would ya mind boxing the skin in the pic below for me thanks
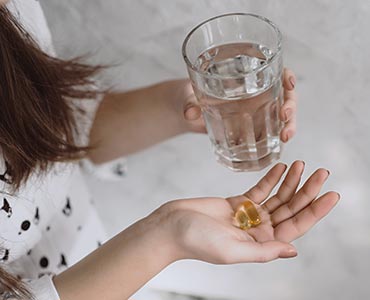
[54,161,339,300]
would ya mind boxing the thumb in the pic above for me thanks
[228,240,297,263]
[184,104,202,121]
[183,104,207,134]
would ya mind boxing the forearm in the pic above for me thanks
[88,80,188,164]
[53,211,177,300]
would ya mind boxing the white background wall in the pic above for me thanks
[40,1,370,299]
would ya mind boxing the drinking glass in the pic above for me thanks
[182,13,283,171]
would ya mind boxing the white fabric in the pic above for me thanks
[6,0,54,55]
[81,156,128,181]
[0,1,125,299]
[27,275,60,300]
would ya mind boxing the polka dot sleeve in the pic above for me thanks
[26,275,60,300]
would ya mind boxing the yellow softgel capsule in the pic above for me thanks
[234,200,261,230]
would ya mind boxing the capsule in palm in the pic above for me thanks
[235,200,261,229]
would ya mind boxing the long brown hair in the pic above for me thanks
[0,5,102,298]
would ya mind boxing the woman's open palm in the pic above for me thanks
[172,161,339,264]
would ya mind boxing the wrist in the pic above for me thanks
[143,202,186,263]
[155,79,193,134]
[153,200,201,261]
[54,205,182,300]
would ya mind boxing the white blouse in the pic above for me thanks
[0,1,124,299]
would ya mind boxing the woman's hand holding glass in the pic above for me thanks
[179,68,298,143]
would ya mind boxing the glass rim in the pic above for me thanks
[182,13,282,80]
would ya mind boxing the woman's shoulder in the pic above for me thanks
[6,0,55,55]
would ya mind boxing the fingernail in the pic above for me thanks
[300,161,305,176]
[336,192,341,200]
[280,247,298,258]
[284,108,293,121]
[326,169,331,176]
[285,130,292,142]
[289,76,295,89]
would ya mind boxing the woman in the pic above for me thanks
[0,0,339,299]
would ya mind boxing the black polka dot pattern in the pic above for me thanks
[19,220,31,235]
[113,163,126,177]
[58,254,68,268]
[21,220,31,231]
[39,257,49,268]
[0,150,111,279]
[0,161,13,184]
[62,197,72,216]
[34,207,40,225]
[38,272,55,279]
[0,249,9,261]
[1,198,12,217]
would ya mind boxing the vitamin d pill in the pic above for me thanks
[235,200,261,229]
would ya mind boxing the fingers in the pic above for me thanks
[244,163,287,204]
[283,68,296,90]
[225,240,297,263]
[280,114,296,143]
[274,191,340,242]
[271,168,330,226]
[262,161,305,213]
[280,68,297,143]
[280,88,297,123]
